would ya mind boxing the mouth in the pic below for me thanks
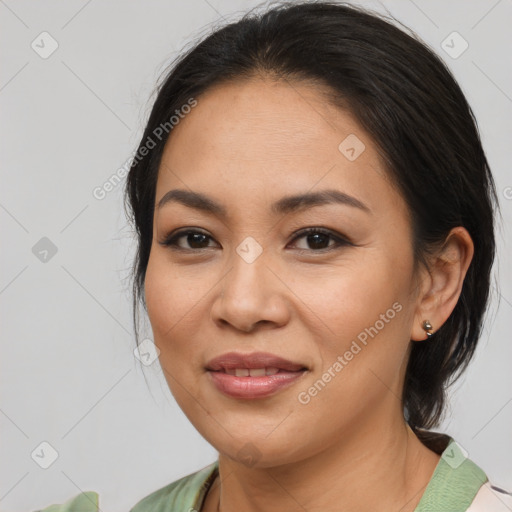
[205,351,307,372]
[219,367,289,376]
[205,352,308,399]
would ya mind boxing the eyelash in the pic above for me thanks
[158,227,352,253]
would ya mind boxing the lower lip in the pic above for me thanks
[207,370,307,399]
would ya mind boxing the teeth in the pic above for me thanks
[249,368,266,377]
[225,367,281,377]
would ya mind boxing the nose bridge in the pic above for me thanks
[235,235,265,265]
[225,235,269,301]
[212,236,289,331]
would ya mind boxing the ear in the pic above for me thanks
[411,227,474,341]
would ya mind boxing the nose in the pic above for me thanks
[210,248,291,333]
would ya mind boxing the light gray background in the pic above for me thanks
[1,1,511,510]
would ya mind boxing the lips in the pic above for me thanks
[205,352,308,399]
[205,352,307,373]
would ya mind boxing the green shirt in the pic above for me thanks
[35,438,511,511]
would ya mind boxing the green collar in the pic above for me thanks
[413,438,488,511]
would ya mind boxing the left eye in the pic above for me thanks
[289,228,350,251]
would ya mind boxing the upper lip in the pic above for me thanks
[205,352,307,372]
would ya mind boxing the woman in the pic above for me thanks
[37,1,511,510]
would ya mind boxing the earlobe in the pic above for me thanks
[411,227,474,342]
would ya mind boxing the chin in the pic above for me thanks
[202,428,310,469]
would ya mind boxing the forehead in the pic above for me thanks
[156,77,402,218]
[163,77,366,165]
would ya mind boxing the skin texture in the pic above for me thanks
[144,77,474,511]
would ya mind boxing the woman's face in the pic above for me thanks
[145,77,427,467]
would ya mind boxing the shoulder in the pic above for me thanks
[467,482,512,511]
[34,491,99,512]
[414,434,512,512]
[33,461,218,512]
[129,461,218,512]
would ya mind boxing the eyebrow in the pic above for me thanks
[156,188,371,217]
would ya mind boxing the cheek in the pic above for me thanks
[290,254,404,340]
[144,253,208,408]
[144,249,211,336]
[144,251,203,367]
[290,251,414,392]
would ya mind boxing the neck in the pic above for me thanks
[206,415,440,512]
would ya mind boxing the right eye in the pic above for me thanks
[158,229,219,251]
